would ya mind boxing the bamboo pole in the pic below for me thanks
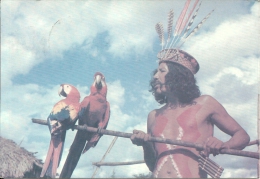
[32,118,260,159]
[93,160,145,167]
[92,136,118,178]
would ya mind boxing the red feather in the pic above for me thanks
[174,0,191,36]
[179,0,200,35]
[40,84,80,178]
[60,72,110,178]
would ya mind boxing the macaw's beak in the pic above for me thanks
[95,75,102,89]
[58,85,67,97]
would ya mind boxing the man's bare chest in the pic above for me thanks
[151,105,202,141]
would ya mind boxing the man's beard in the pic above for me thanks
[151,79,166,91]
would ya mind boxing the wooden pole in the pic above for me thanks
[93,160,145,167]
[32,118,260,159]
[92,136,118,178]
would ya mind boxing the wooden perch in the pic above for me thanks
[93,160,145,167]
[31,118,260,159]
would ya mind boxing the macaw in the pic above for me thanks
[59,72,110,178]
[40,84,80,178]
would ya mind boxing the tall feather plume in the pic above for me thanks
[178,9,215,48]
[164,9,174,53]
[173,0,191,37]
[155,22,165,49]
[167,9,174,42]
[178,1,202,46]
[183,1,201,37]
[171,0,199,48]
[179,0,200,36]
[167,0,191,51]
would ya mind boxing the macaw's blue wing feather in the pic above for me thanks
[47,101,78,134]
[49,107,70,122]
[47,107,70,134]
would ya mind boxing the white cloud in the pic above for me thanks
[223,168,257,178]
[106,80,134,131]
[126,121,147,133]
[109,105,132,131]
[2,1,159,86]
[107,80,125,106]
[0,1,187,86]
[1,37,38,87]
[2,1,257,88]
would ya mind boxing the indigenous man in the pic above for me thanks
[130,49,250,178]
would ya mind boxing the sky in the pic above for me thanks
[1,0,259,178]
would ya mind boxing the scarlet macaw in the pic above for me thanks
[60,72,110,178]
[40,84,80,178]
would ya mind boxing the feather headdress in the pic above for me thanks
[155,22,165,50]
[156,0,214,74]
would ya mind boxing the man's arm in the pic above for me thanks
[130,111,157,171]
[204,95,250,155]
[144,111,157,171]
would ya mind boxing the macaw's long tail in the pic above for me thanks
[59,130,90,178]
[40,131,66,178]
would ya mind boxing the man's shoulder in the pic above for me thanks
[147,110,157,129]
[148,109,157,118]
[193,95,222,116]
[195,95,218,105]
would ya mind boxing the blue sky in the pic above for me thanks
[1,0,259,178]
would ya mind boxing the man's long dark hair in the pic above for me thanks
[150,61,201,105]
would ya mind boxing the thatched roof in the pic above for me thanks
[0,136,43,178]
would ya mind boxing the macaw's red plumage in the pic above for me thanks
[40,84,80,178]
[60,72,110,178]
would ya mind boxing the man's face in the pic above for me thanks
[153,62,169,94]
